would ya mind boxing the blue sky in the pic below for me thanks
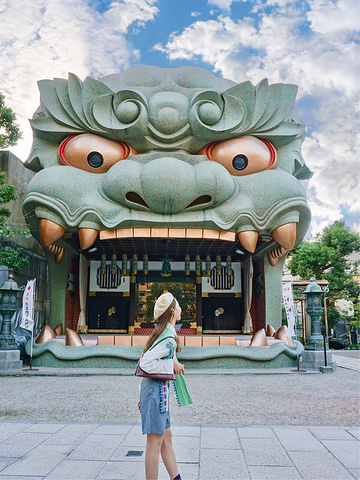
[1,0,359,236]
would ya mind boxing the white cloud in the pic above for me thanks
[103,0,159,35]
[208,0,243,10]
[191,11,202,17]
[307,0,359,35]
[154,16,258,80]
[154,2,359,233]
[0,0,158,161]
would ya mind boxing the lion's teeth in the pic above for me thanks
[271,223,296,250]
[237,231,259,253]
[78,228,98,250]
[39,219,65,247]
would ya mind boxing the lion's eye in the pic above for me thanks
[198,136,277,176]
[58,133,137,173]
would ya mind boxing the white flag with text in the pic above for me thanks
[282,282,296,336]
[20,279,36,331]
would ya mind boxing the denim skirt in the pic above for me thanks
[140,377,171,435]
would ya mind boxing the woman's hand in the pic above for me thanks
[174,360,185,375]
[137,401,141,413]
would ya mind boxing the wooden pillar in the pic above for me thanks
[129,275,136,327]
[196,277,202,331]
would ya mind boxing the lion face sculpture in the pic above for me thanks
[23,65,311,260]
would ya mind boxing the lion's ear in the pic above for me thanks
[25,136,59,171]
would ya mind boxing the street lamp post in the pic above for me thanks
[0,271,23,370]
[299,277,334,372]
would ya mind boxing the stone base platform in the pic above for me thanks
[0,349,23,370]
[25,340,304,369]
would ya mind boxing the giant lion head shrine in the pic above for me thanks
[23,65,312,368]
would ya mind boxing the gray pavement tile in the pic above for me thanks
[0,422,33,442]
[43,423,99,445]
[159,461,199,480]
[237,426,275,438]
[289,451,354,479]
[240,437,293,466]
[44,459,106,479]
[24,423,66,434]
[0,444,74,477]
[274,427,326,451]
[92,424,132,436]
[349,468,360,479]
[0,432,51,457]
[120,425,146,447]
[96,460,145,479]
[0,456,17,472]
[199,448,249,479]
[349,428,360,441]
[248,465,302,479]
[171,425,201,437]
[110,446,145,462]
[172,436,200,463]
[201,426,240,449]
[0,477,44,480]
[310,426,356,440]
[322,439,360,469]
[67,434,125,461]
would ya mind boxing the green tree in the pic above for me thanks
[0,93,21,149]
[0,246,29,271]
[0,94,30,271]
[0,171,30,238]
[288,221,360,326]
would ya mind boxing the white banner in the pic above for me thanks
[21,279,36,331]
[282,282,296,336]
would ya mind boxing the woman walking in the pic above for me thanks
[137,292,192,480]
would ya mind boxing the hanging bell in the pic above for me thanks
[205,255,211,277]
[132,254,138,275]
[185,255,190,276]
[216,255,222,276]
[143,254,148,276]
[122,254,127,275]
[111,253,117,276]
[195,255,201,276]
[100,254,106,275]
[160,253,173,277]
[226,256,232,276]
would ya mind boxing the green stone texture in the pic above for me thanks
[25,340,303,369]
[22,65,312,333]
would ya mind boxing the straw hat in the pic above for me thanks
[154,292,174,319]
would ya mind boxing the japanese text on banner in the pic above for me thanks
[282,282,296,336]
[20,279,36,331]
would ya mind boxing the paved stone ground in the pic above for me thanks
[0,352,359,479]
[0,421,359,479]
[331,350,360,358]
[1,366,359,426]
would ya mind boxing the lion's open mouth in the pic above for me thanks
[99,227,236,242]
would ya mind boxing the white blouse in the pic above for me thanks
[139,323,177,375]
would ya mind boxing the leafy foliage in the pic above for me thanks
[0,172,30,237]
[0,93,22,149]
[288,221,360,326]
[0,246,29,271]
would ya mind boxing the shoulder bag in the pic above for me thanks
[135,335,176,381]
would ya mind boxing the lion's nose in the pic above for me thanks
[102,157,235,214]
[142,158,196,214]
